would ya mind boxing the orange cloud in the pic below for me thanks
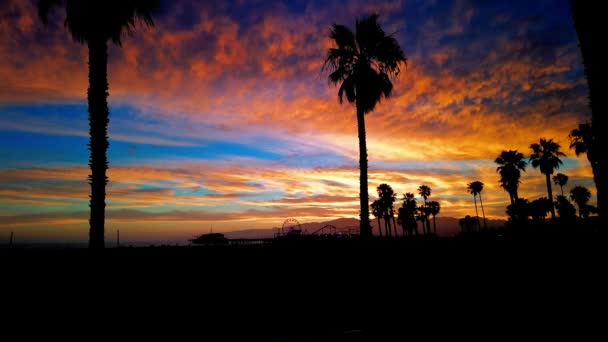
[0,0,597,241]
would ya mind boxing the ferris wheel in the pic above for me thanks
[281,218,302,235]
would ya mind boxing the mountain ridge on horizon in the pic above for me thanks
[222,216,506,239]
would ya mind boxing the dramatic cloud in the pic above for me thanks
[0,0,596,243]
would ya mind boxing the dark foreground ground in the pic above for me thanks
[3,232,607,340]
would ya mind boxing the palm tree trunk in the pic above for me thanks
[356,105,371,238]
[376,217,382,237]
[385,217,390,236]
[570,1,607,225]
[88,37,109,249]
[392,216,398,237]
[479,193,487,229]
[384,217,389,237]
[473,195,480,231]
[560,185,564,197]
[546,174,556,219]
[432,215,436,235]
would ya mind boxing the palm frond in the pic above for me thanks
[56,0,159,45]
[337,75,356,104]
[355,13,383,55]
[375,35,407,76]
[329,24,357,50]
[323,48,356,73]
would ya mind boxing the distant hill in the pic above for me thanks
[222,217,506,239]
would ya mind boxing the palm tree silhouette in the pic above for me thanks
[323,14,407,238]
[398,192,418,236]
[495,150,527,205]
[417,185,431,234]
[377,184,397,237]
[427,201,440,235]
[552,173,569,196]
[370,199,383,237]
[569,1,607,223]
[39,0,159,249]
[569,123,600,208]
[467,181,487,230]
[570,185,592,218]
[555,195,577,221]
[529,197,551,224]
[529,138,566,220]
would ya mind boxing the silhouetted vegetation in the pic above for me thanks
[569,122,601,218]
[555,195,576,223]
[553,173,569,196]
[38,0,160,249]
[375,184,398,237]
[529,138,565,219]
[323,14,406,238]
[569,1,607,223]
[495,150,527,205]
[570,185,593,218]
[397,192,418,237]
[458,215,478,233]
[467,181,486,230]
[417,185,432,234]
[427,200,440,234]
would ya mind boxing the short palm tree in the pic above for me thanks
[569,122,602,216]
[495,150,527,205]
[377,184,397,237]
[323,14,406,238]
[370,199,383,237]
[417,185,431,234]
[529,138,566,219]
[552,173,569,196]
[467,181,487,229]
[570,185,592,218]
[427,201,440,234]
[39,0,159,249]
[398,192,418,236]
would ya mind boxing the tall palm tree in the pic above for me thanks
[569,2,607,223]
[552,173,569,196]
[495,150,527,205]
[569,122,601,215]
[417,185,431,234]
[39,0,159,249]
[570,185,592,218]
[427,201,440,235]
[529,138,566,220]
[323,14,407,238]
[467,181,487,230]
[370,199,383,237]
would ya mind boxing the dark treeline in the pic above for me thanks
[371,135,598,238]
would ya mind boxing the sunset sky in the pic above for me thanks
[0,0,595,243]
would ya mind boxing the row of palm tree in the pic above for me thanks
[494,138,566,220]
[371,184,440,237]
